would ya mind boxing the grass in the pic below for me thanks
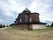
[0,27,53,40]
[32,27,53,32]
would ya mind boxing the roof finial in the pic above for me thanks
[22,8,31,14]
[24,8,30,11]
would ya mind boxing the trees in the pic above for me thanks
[0,24,5,28]
[51,22,53,27]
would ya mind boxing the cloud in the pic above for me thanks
[0,19,3,23]
[28,0,53,24]
[0,0,53,25]
[0,0,26,25]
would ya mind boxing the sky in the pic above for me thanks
[0,0,53,25]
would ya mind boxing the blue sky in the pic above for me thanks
[0,0,53,25]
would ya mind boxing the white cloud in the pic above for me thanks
[0,0,53,25]
[28,0,53,23]
[0,0,26,25]
[0,0,26,17]
[0,19,3,23]
[5,0,26,13]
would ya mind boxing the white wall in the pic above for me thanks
[32,24,46,29]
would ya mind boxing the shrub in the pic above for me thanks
[51,22,53,27]
[0,24,5,28]
[46,25,50,27]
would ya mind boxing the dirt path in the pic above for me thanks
[0,27,8,31]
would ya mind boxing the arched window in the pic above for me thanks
[30,17,32,22]
[20,18,22,23]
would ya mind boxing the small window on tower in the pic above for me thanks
[20,18,22,22]
[26,11,28,13]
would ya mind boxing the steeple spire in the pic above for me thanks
[24,8,30,11]
[22,8,31,14]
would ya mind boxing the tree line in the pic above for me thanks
[0,24,8,28]
[47,22,53,27]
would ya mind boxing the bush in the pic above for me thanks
[51,22,53,27]
[46,25,50,27]
[0,24,5,28]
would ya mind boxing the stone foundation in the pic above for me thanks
[32,24,46,29]
[11,24,28,30]
[11,24,46,30]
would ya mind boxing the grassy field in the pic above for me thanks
[0,27,53,40]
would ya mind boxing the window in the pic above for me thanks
[30,17,32,22]
[20,18,22,22]
[26,11,28,13]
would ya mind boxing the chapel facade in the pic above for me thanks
[11,8,46,30]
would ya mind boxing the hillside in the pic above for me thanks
[0,27,53,40]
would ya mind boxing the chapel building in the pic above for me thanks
[11,8,46,30]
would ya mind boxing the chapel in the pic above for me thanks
[11,8,46,30]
